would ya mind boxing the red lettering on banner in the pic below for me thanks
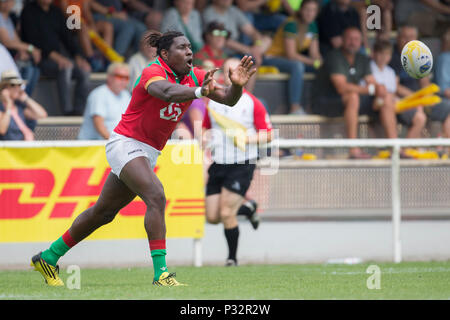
[60,168,111,197]
[0,169,54,219]
[49,202,78,218]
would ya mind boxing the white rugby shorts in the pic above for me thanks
[105,131,161,178]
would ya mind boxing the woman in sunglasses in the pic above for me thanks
[0,70,47,141]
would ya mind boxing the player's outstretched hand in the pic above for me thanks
[228,56,257,87]
[201,68,220,96]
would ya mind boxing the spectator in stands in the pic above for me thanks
[160,0,203,54]
[21,0,91,116]
[317,0,367,57]
[371,39,427,139]
[263,0,322,114]
[194,22,230,83]
[235,0,287,39]
[0,0,41,95]
[127,32,156,93]
[433,28,450,139]
[0,43,20,77]
[90,0,147,57]
[202,0,271,66]
[122,0,162,31]
[57,0,114,72]
[311,27,398,159]
[0,70,47,141]
[78,62,130,140]
[389,25,450,138]
[395,0,450,37]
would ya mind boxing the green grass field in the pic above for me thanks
[1,261,449,300]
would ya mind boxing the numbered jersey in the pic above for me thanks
[114,56,206,151]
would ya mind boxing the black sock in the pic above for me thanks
[237,203,252,218]
[224,226,239,262]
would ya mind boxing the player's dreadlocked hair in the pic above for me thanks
[145,30,185,57]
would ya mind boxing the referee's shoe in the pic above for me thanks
[239,200,259,230]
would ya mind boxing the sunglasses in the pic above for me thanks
[113,74,130,81]
[211,29,228,37]
[6,84,21,88]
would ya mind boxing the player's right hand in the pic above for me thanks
[201,68,220,97]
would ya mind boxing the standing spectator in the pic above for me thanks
[0,0,41,95]
[433,28,450,139]
[21,0,91,116]
[127,33,156,93]
[78,63,131,140]
[160,0,203,54]
[194,22,230,83]
[57,0,114,72]
[371,40,426,139]
[0,70,47,141]
[317,0,366,57]
[263,0,322,114]
[90,0,147,57]
[311,27,398,159]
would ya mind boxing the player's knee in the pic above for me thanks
[142,183,166,213]
[91,204,118,225]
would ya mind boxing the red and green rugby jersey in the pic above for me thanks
[114,56,206,151]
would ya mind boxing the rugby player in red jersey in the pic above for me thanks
[30,31,256,287]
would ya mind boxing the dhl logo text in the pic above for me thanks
[0,167,204,220]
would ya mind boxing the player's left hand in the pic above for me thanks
[229,55,257,87]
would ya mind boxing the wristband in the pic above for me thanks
[368,84,375,96]
[195,87,204,98]
[27,44,34,53]
[313,59,321,69]
[254,39,262,46]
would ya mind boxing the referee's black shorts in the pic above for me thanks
[206,162,256,197]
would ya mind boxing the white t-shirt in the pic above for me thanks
[78,84,131,140]
[370,60,397,93]
[203,91,272,164]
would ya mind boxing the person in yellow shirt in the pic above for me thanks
[263,0,322,114]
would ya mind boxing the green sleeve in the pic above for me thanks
[283,20,298,37]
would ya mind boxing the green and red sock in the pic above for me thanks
[149,239,168,281]
[40,230,78,266]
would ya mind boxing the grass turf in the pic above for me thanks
[0,261,449,300]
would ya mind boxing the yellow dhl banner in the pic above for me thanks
[0,141,205,242]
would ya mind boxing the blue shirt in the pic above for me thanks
[0,101,28,141]
[78,84,130,140]
[435,52,450,92]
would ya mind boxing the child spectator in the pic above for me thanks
[371,39,427,139]
[263,0,322,114]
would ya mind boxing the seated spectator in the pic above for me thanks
[122,0,162,31]
[90,0,147,57]
[389,25,450,138]
[0,70,47,141]
[317,0,366,57]
[194,22,230,83]
[433,28,450,139]
[371,40,426,139]
[202,0,271,67]
[160,0,203,54]
[311,27,398,159]
[21,0,91,116]
[395,0,450,37]
[263,0,321,114]
[78,62,131,140]
[235,0,287,39]
[127,32,156,93]
[0,0,41,95]
[57,0,114,72]
[0,43,20,76]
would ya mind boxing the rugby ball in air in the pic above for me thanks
[401,40,433,79]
